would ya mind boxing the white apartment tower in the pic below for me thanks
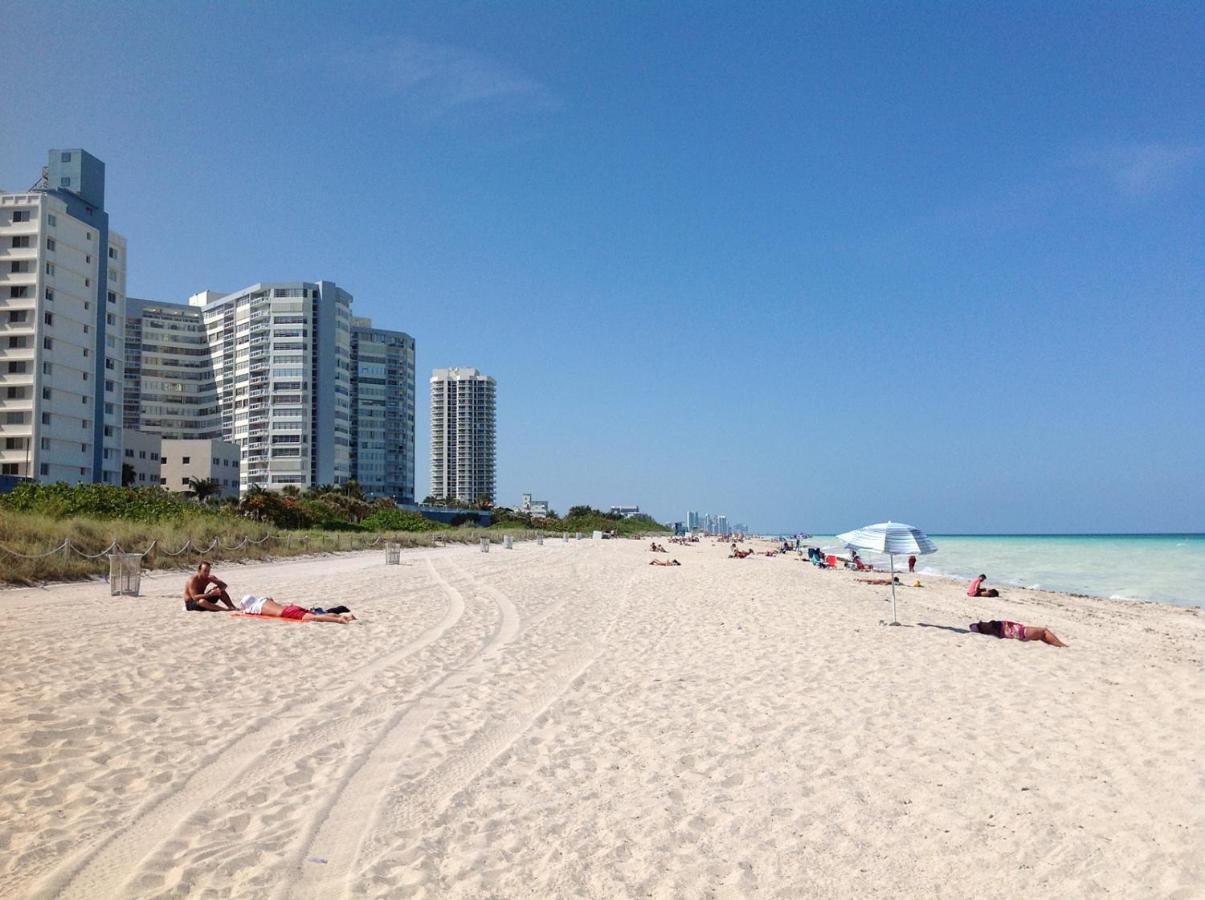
[192,282,353,492]
[123,298,220,439]
[0,149,126,484]
[429,367,496,505]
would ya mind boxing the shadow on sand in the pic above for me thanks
[916,622,971,635]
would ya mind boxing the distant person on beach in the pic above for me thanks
[970,620,1067,647]
[649,559,681,567]
[968,574,1000,598]
[238,595,354,623]
[183,561,236,611]
[908,555,917,573]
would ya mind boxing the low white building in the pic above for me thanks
[610,505,640,518]
[159,437,240,498]
[121,428,161,487]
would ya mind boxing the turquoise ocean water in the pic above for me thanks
[806,534,1205,608]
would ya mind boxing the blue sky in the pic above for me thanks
[4,2,1202,532]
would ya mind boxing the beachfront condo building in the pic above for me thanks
[0,149,127,485]
[191,282,354,493]
[351,317,416,503]
[430,367,496,506]
[123,298,221,439]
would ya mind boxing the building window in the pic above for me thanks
[60,177,71,187]
[182,456,191,464]
[107,291,116,304]
[10,236,30,248]
[2,464,19,476]
[43,337,53,350]
[6,361,28,373]
[46,237,55,251]
[7,310,27,323]
[39,387,49,400]
[12,210,29,223]
[7,336,28,348]
[181,477,189,486]
[124,449,134,458]
[42,362,51,375]
[47,214,56,226]
[61,152,72,162]
[85,231,91,241]
[108,247,117,259]
[6,412,26,425]
[45,288,54,302]
[9,286,29,298]
[44,312,53,325]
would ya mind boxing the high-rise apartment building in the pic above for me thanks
[429,367,496,505]
[192,282,353,492]
[350,317,415,503]
[123,298,220,438]
[0,149,126,484]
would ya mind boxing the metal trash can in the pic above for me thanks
[536,532,544,546]
[385,543,401,565]
[504,535,513,550]
[108,553,142,596]
[481,538,490,553]
[575,532,581,541]
[563,532,568,543]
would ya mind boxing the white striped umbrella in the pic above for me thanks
[836,521,937,625]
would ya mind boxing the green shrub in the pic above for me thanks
[361,508,447,532]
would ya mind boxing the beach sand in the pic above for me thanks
[2,538,1203,899]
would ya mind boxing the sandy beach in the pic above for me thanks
[2,537,1203,899]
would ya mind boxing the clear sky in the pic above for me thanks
[4,2,1202,533]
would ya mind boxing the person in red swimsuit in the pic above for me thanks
[969,620,1067,647]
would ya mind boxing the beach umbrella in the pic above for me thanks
[836,521,937,625]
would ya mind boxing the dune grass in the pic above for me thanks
[0,512,531,586]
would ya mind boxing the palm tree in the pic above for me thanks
[186,477,221,505]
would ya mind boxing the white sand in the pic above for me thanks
[1,538,1203,899]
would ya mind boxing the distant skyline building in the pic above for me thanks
[519,492,550,517]
[123,298,220,439]
[192,282,353,492]
[610,504,640,518]
[350,317,415,503]
[429,367,496,505]
[0,149,126,484]
[686,511,736,536]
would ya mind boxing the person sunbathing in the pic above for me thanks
[649,559,681,567]
[969,620,1067,647]
[856,576,901,585]
[968,574,1000,597]
[183,561,236,611]
[238,595,354,623]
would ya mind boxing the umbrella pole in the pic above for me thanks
[889,553,899,625]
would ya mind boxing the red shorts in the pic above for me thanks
[280,605,308,620]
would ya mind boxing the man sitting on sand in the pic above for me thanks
[968,574,1000,598]
[649,559,681,567]
[970,620,1067,647]
[238,595,354,623]
[183,561,236,611]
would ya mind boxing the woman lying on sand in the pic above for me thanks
[239,595,355,623]
[970,620,1067,647]
[649,559,681,567]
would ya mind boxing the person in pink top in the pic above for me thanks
[967,574,999,598]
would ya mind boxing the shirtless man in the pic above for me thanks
[183,561,236,611]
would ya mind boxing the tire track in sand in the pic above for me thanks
[350,564,645,894]
[275,554,522,900]
[33,556,465,900]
